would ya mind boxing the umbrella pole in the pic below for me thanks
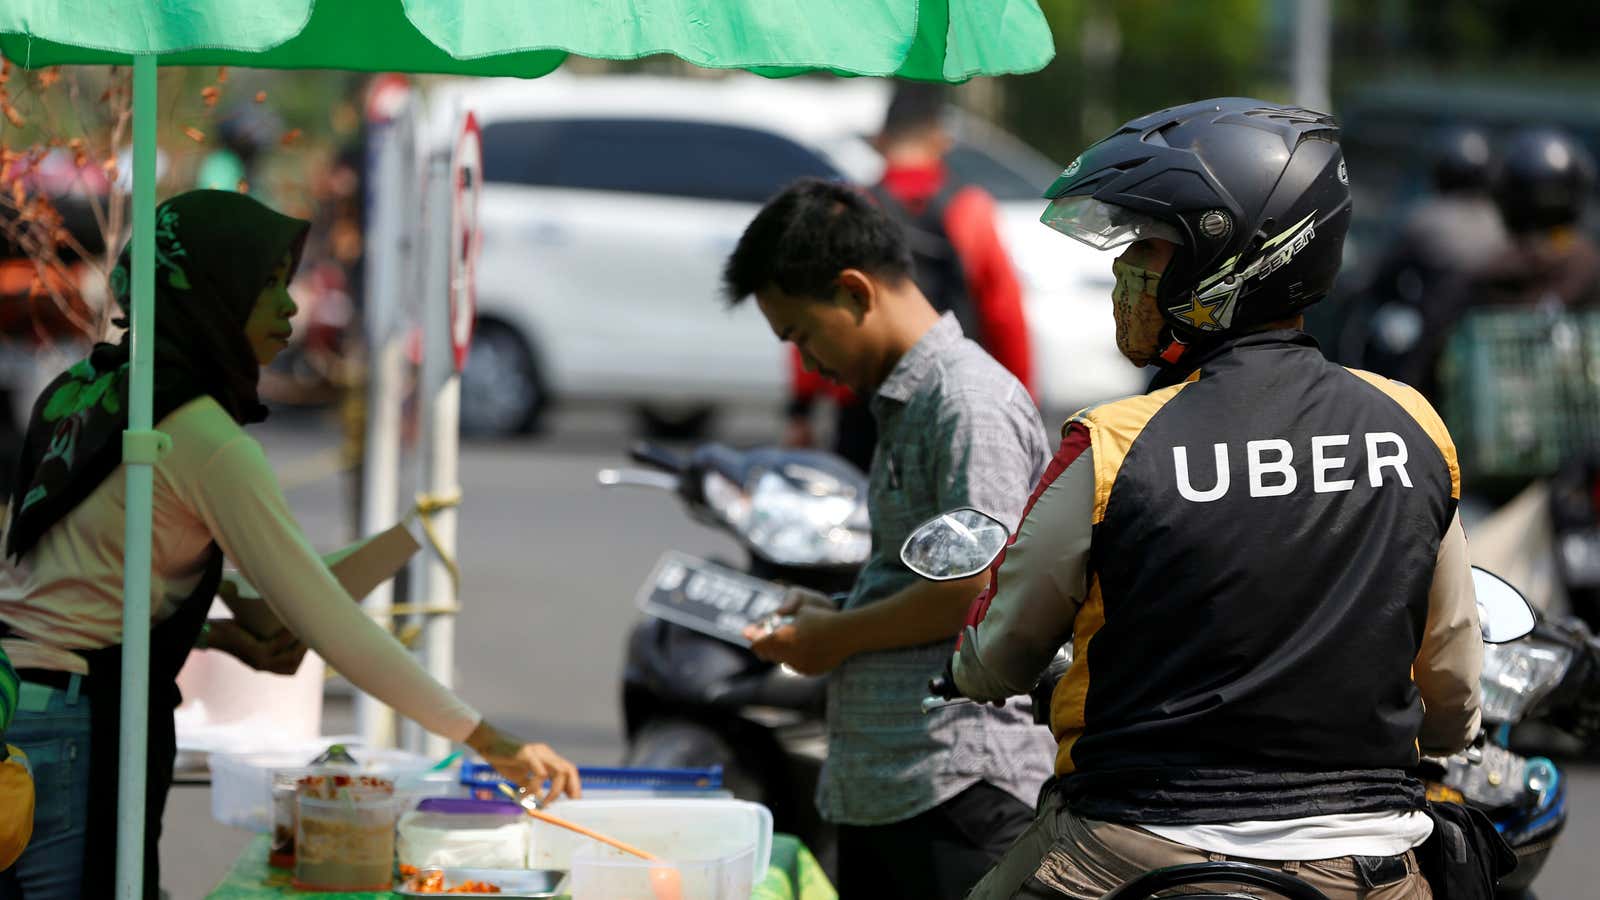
[118,52,161,900]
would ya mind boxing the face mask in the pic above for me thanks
[1111,258,1166,367]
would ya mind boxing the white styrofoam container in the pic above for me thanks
[527,798,772,886]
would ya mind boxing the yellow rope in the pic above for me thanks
[326,490,463,680]
[408,489,463,593]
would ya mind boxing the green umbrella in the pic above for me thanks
[1,0,1053,82]
[0,3,1053,896]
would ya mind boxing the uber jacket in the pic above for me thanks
[954,330,1482,824]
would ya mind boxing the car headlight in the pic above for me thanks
[1479,639,1574,723]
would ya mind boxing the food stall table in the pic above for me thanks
[207,834,836,900]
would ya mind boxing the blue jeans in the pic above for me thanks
[5,679,91,900]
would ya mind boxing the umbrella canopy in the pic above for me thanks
[1,0,1053,82]
[1,3,1054,897]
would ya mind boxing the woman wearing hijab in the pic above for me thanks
[0,190,580,899]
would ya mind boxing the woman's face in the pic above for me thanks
[244,253,297,365]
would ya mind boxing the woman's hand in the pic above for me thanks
[466,719,582,807]
[205,619,308,675]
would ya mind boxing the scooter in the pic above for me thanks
[1417,578,1600,899]
[597,441,869,865]
[899,507,1544,899]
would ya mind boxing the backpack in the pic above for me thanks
[870,182,982,345]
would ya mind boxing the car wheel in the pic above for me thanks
[461,320,544,436]
[636,404,715,440]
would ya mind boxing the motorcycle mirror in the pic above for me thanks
[1472,566,1537,643]
[900,508,1010,581]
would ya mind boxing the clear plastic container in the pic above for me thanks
[211,749,322,832]
[569,842,757,900]
[293,791,399,892]
[397,798,529,870]
[209,745,436,832]
[527,798,771,884]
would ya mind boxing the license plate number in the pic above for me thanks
[636,551,787,646]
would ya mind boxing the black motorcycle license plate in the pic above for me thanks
[636,551,788,646]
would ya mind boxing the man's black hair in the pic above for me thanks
[722,177,912,306]
[880,81,948,141]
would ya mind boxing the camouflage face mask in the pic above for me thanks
[1111,258,1166,368]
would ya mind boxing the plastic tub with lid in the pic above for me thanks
[292,775,398,892]
[398,798,530,870]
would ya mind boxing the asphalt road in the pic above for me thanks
[160,404,1600,899]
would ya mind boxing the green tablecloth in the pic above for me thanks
[208,834,836,900]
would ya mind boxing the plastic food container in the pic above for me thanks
[210,745,436,832]
[292,775,399,892]
[569,842,757,900]
[268,770,302,868]
[527,798,771,885]
[398,798,530,870]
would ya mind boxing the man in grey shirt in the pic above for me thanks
[724,179,1056,899]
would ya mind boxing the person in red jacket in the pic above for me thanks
[786,82,1033,471]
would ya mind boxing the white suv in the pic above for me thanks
[428,73,1141,436]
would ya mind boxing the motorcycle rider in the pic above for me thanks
[1401,128,1599,399]
[1356,125,1508,378]
[951,99,1484,899]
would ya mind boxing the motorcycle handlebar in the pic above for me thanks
[629,442,686,473]
[928,672,961,700]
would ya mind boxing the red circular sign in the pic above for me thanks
[449,112,482,374]
[365,73,411,125]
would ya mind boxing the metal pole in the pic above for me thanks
[1293,0,1332,112]
[117,53,158,900]
[356,102,414,749]
[400,150,454,754]
[421,150,461,759]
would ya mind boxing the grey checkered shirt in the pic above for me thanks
[817,313,1057,826]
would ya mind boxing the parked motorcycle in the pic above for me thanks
[901,507,1549,899]
[597,441,869,864]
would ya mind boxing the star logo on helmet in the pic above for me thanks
[1173,296,1224,330]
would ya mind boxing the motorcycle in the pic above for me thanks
[900,507,1545,899]
[1417,582,1600,900]
[597,441,870,865]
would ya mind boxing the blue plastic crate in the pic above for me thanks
[459,763,724,798]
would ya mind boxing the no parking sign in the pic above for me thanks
[449,111,482,373]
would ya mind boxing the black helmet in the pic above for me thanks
[1041,98,1351,351]
[1433,125,1494,194]
[1493,128,1596,234]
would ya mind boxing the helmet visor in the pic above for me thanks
[1040,196,1186,251]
